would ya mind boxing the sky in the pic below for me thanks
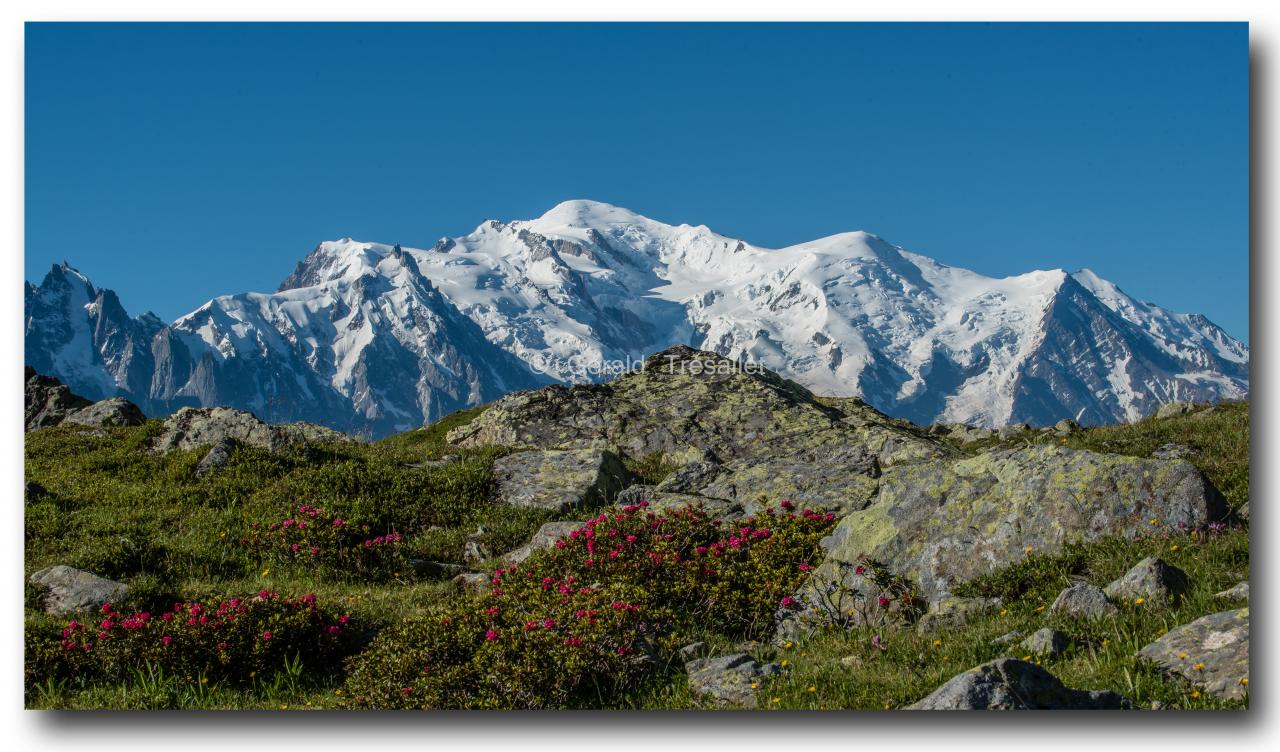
[25,22,1249,341]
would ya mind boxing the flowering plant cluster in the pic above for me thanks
[783,556,923,633]
[29,591,357,687]
[344,500,836,708]
[244,503,408,580]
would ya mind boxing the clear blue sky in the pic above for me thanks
[26,22,1249,341]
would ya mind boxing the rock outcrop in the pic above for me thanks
[153,406,348,453]
[907,658,1131,709]
[448,347,946,472]
[502,521,583,566]
[29,565,129,615]
[490,449,630,512]
[807,446,1224,601]
[25,368,92,430]
[1137,609,1249,700]
[64,397,147,428]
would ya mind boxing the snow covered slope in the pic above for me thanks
[24,201,1249,435]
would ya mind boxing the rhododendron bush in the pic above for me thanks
[344,502,835,708]
[27,591,358,688]
[244,504,409,580]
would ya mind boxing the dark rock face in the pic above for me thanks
[1137,609,1249,700]
[654,461,721,493]
[907,658,1132,710]
[809,446,1225,601]
[29,565,129,616]
[25,367,92,430]
[64,397,147,428]
[684,653,782,708]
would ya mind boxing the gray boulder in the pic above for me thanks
[491,449,630,512]
[1215,581,1249,601]
[452,572,491,595]
[1137,608,1249,700]
[1021,628,1070,658]
[502,521,583,566]
[615,485,654,506]
[154,406,348,453]
[1050,583,1119,619]
[194,438,237,478]
[1053,418,1080,436]
[63,397,146,428]
[685,653,782,709]
[809,446,1223,601]
[29,565,129,616]
[25,368,92,430]
[1104,557,1190,604]
[907,658,1131,709]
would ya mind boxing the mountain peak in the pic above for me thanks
[531,199,652,229]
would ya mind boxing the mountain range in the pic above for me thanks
[24,200,1249,437]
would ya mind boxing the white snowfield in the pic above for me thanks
[26,200,1248,435]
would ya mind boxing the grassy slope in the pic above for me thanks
[24,403,1249,709]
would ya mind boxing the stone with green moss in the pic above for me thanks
[490,448,630,512]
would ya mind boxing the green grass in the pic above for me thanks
[24,401,1250,709]
[735,526,1248,710]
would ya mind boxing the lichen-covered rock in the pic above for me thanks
[1103,557,1190,604]
[63,397,147,428]
[1021,628,1070,658]
[1053,418,1080,435]
[916,596,1001,634]
[154,406,349,453]
[810,446,1224,601]
[615,485,654,506]
[452,571,491,595]
[639,493,744,520]
[502,521,583,566]
[25,367,92,430]
[447,346,946,470]
[1050,583,1119,619]
[491,449,629,512]
[1215,581,1249,601]
[1152,443,1193,461]
[1137,609,1249,700]
[684,653,781,708]
[907,658,1131,709]
[699,443,881,517]
[29,565,129,615]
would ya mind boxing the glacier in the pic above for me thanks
[25,200,1249,437]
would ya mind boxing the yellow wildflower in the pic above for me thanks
[1134,598,1145,605]
[1024,546,1034,554]
[1178,652,1188,660]
[1022,655,1032,661]
[771,697,781,704]
[999,608,1008,617]
[1193,662,1205,671]
[807,686,817,693]
[780,659,789,667]
[1191,690,1201,699]
[1240,677,1249,686]
[751,682,759,689]
[933,639,942,647]
[1169,544,1179,552]
[783,641,794,649]
[334,689,343,696]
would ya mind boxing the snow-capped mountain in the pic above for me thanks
[25,200,1249,436]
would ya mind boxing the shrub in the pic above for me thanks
[244,503,409,580]
[29,591,358,688]
[344,501,836,708]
